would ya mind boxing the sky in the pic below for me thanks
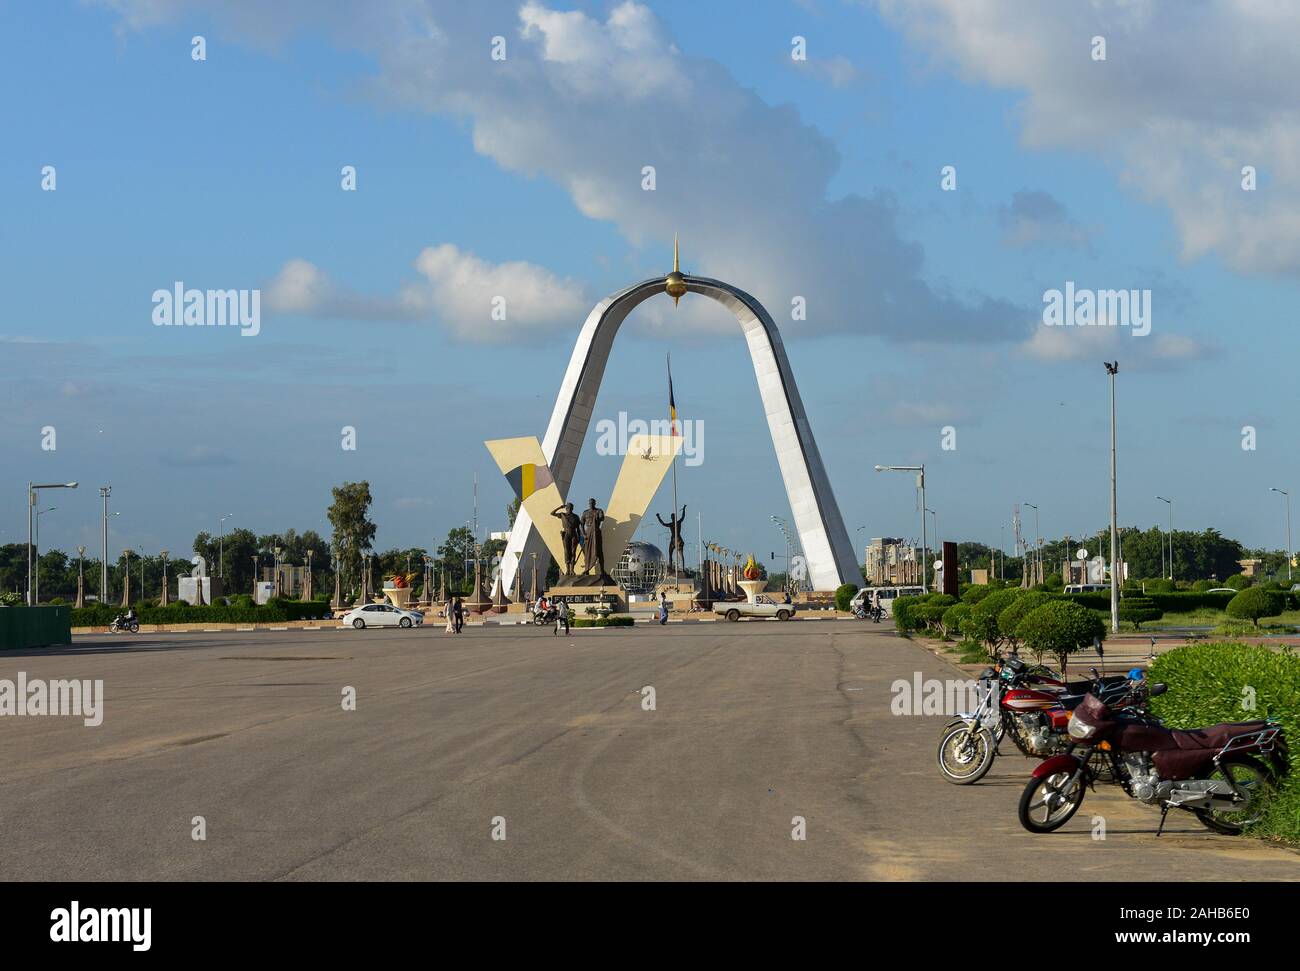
[3,0,1299,571]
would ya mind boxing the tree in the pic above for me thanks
[835,583,859,612]
[327,482,377,593]
[997,590,1052,652]
[438,526,475,594]
[965,588,1023,653]
[1017,600,1105,673]
[1226,587,1284,627]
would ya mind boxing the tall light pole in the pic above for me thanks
[1105,362,1120,633]
[27,481,77,605]
[1270,488,1292,582]
[1023,502,1040,585]
[219,513,233,579]
[98,486,111,603]
[76,545,87,609]
[34,506,57,603]
[1155,496,1173,580]
[875,464,926,592]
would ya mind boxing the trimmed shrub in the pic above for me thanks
[1144,577,1176,593]
[1225,587,1285,627]
[960,584,994,606]
[892,595,924,632]
[1149,642,1300,843]
[1118,595,1163,630]
[941,602,972,637]
[573,616,634,628]
[1225,574,1251,590]
[1017,600,1106,671]
[1191,579,1216,592]
[997,591,1052,650]
[913,595,957,633]
[835,583,859,613]
[965,588,1023,649]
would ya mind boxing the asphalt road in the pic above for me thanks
[2,621,1297,880]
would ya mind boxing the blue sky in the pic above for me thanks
[4,0,1299,570]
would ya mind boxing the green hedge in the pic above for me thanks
[835,583,859,612]
[71,599,333,626]
[1057,590,1236,613]
[573,616,634,628]
[1148,642,1300,843]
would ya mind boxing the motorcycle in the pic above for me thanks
[936,656,1140,785]
[1018,686,1289,835]
[109,615,140,633]
[532,605,559,626]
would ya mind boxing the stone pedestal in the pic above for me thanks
[546,584,626,613]
[738,578,767,604]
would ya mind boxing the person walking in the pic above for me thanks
[658,590,669,625]
[555,597,569,635]
[444,595,455,634]
[453,596,465,634]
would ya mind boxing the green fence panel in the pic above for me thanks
[0,606,73,649]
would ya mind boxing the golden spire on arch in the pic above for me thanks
[665,232,687,306]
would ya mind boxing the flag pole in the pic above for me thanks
[668,351,680,590]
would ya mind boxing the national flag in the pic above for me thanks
[667,353,680,436]
[504,462,554,501]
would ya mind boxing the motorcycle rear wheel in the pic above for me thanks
[1018,770,1085,832]
[937,724,996,784]
[1194,754,1276,835]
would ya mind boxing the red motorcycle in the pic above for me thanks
[1019,687,1289,835]
[937,656,1136,785]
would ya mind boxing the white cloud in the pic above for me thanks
[263,246,590,343]
[1021,323,1213,367]
[100,0,1028,344]
[998,190,1093,250]
[402,244,592,341]
[877,0,1300,275]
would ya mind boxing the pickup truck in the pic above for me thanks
[713,595,796,622]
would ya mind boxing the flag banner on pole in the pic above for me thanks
[667,353,680,436]
[503,462,554,501]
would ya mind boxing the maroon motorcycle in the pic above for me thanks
[937,656,1135,785]
[1018,686,1289,835]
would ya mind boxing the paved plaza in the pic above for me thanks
[2,621,1296,881]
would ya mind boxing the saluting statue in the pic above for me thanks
[580,498,606,577]
[657,504,687,572]
[551,502,582,576]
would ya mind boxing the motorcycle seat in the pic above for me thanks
[1167,722,1270,750]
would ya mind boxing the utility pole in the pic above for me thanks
[99,486,111,602]
[1105,362,1120,633]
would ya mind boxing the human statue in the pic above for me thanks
[551,502,582,576]
[579,498,606,577]
[656,504,687,572]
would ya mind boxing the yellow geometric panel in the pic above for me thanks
[484,437,567,565]
[602,434,683,568]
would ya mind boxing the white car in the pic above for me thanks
[713,595,796,621]
[341,603,423,629]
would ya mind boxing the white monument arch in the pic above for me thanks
[499,271,860,594]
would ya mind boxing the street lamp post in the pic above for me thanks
[219,513,233,579]
[1155,496,1173,580]
[160,550,170,606]
[1105,361,1120,633]
[34,506,58,603]
[98,486,111,602]
[76,545,86,609]
[26,481,77,605]
[1271,488,1292,582]
[1023,502,1040,586]
[875,465,927,593]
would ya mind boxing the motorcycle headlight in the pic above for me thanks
[1067,714,1097,740]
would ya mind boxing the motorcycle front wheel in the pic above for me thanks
[1018,769,1085,832]
[937,723,996,784]
[1195,754,1276,835]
